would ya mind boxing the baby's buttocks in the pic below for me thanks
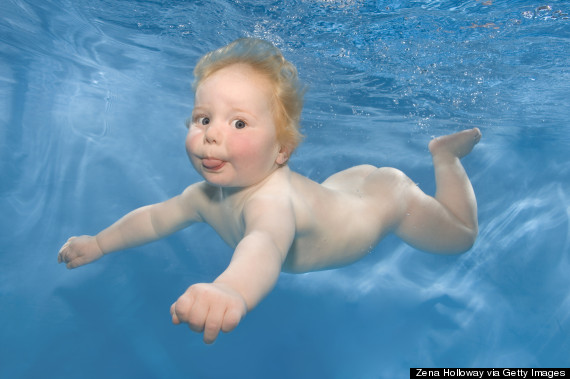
[320,164,378,196]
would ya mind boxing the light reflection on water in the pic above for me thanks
[1,0,569,377]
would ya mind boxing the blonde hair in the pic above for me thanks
[193,38,305,153]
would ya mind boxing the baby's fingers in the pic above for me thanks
[170,303,181,325]
[57,241,71,263]
[58,247,74,265]
[65,256,89,269]
[186,295,209,334]
[221,307,244,333]
[57,237,79,264]
[170,292,196,326]
[203,304,225,344]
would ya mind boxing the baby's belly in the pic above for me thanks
[283,236,377,273]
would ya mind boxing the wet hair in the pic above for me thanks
[193,38,305,153]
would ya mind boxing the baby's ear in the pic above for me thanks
[276,145,291,165]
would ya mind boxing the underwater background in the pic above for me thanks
[1,0,569,377]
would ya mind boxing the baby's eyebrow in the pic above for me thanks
[191,106,207,115]
[231,107,257,120]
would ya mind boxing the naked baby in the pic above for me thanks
[58,38,481,344]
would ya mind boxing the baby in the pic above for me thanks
[58,38,481,344]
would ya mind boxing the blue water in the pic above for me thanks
[1,0,569,377]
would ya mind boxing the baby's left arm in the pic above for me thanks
[170,194,295,343]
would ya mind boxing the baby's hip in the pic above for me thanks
[321,164,378,194]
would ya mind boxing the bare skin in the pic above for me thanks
[58,63,481,344]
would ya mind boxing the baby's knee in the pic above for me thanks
[459,224,478,252]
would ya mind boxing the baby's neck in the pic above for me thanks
[216,165,290,201]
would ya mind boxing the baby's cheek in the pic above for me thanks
[228,138,257,159]
[185,131,200,154]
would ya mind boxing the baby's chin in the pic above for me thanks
[200,174,247,188]
[192,164,235,187]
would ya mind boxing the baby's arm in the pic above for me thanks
[170,194,295,344]
[393,128,481,254]
[58,183,203,269]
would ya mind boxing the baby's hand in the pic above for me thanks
[170,282,247,344]
[57,236,104,269]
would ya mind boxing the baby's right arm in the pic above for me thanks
[58,183,203,269]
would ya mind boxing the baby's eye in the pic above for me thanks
[233,119,246,129]
[199,117,210,126]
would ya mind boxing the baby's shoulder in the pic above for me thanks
[177,181,221,213]
[181,181,213,199]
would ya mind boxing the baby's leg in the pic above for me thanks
[428,128,481,235]
[382,128,481,254]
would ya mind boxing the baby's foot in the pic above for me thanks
[428,128,482,159]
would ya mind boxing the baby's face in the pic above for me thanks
[186,64,288,187]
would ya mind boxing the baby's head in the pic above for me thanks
[193,38,305,156]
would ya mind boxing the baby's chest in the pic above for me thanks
[201,204,245,248]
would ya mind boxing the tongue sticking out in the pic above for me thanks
[202,158,225,170]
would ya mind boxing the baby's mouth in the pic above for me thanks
[202,158,226,171]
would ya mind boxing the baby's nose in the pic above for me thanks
[204,123,222,144]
